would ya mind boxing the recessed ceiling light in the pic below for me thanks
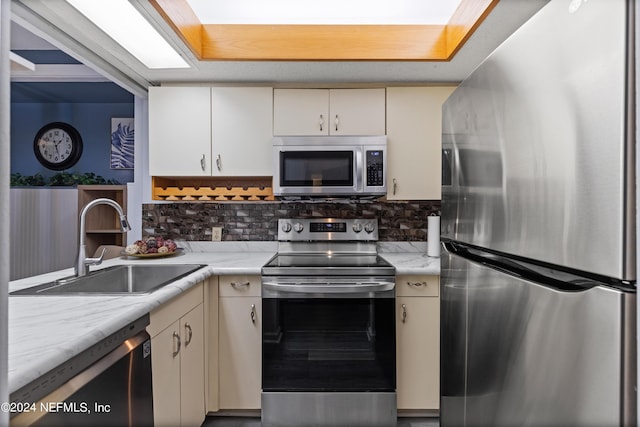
[185,0,463,25]
[66,0,189,69]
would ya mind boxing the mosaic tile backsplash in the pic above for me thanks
[142,200,440,242]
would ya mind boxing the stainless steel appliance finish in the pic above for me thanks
[10,263,206,295]
[441,244,636,427]
[272,136,387,197]
[10,315,153,426]
[440,0,637,426]
[441,0,635,281]
[262,392,397,427]
[262,276,395,297]
[261,218,397,427]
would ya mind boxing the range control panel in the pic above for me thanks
[366,150,384,187]
[278,218,378,241]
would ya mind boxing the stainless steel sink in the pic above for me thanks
[11,264,207,295]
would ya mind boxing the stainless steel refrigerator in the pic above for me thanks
[440,0,637,426]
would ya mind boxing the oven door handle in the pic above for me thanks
[262,281,395,295]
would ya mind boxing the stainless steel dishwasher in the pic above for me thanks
[10,315,153,427]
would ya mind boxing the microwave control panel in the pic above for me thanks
[366,150,384,186]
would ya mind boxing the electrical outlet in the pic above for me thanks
[211,227,223,242]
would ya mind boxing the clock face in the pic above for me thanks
[33,122,83,170]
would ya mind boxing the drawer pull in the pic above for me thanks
[407,281,426,288]
[231,281,251,289]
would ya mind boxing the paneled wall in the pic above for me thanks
[142,200,440,242]
[10,188,77,280]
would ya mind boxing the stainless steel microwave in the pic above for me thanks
[273,136,387,197]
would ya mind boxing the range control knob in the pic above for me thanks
[364,222,376,233]
[281,222,292,233]
[293,222,304,233]
[352,223,363,233]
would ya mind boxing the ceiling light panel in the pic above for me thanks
[66,0,189,69]
[186,0,463,25]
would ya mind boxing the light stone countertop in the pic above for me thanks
[8,242,440,396]
[8,251,275,396]
[379,253,441,275]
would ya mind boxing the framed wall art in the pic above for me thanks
[110,117,134,169]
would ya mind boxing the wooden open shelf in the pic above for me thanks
[77,185,127,257]
[152,176,275,201]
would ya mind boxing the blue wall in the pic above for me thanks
[11,102,134,183]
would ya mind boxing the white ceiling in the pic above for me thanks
[11,0,550,98]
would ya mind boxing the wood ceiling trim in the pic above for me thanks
[152,0,496,61]
[150,0,203,58]
[445,0,499,59]
[201,25,448,61]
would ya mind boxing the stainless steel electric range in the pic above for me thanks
[261,218,397,427]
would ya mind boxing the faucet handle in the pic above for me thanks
[84,247,106,266]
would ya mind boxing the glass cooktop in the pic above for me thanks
[261,253,395,276]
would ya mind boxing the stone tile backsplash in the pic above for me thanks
[142,200,440,242]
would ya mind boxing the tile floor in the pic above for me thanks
[201,416,439,427]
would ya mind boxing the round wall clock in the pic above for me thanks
[33,122,83,170]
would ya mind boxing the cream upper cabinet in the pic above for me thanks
[210,87,273,176]
[273,89,329,136]
[273,88,386,136]
[386,86,456,200]
[396,275,440,410]
[149,86,212,176]
[329,89,386,135]
[149,86,273,176]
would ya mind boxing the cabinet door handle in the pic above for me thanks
[231,281,251,289]
[200,154,206,172]
[172,331,181,357]
[184,323,193,347]
[216,154,222,171]
[393,178,397,195]
[319,114,324,132]
[250,304,256,323]
[335,114,339,131]
[401,304,407,323]
[407,281,426,288]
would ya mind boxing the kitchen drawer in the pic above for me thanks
[396,275,439,297]
[219,275,261,297]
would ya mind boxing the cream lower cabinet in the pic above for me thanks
[396,275,440,410]
[218,275,262,409]
[148,282,206,427]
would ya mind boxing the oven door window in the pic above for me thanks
[262,298,395,392]
[279,151,354,187]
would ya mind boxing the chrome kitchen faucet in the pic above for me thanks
[75,198,130,277]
